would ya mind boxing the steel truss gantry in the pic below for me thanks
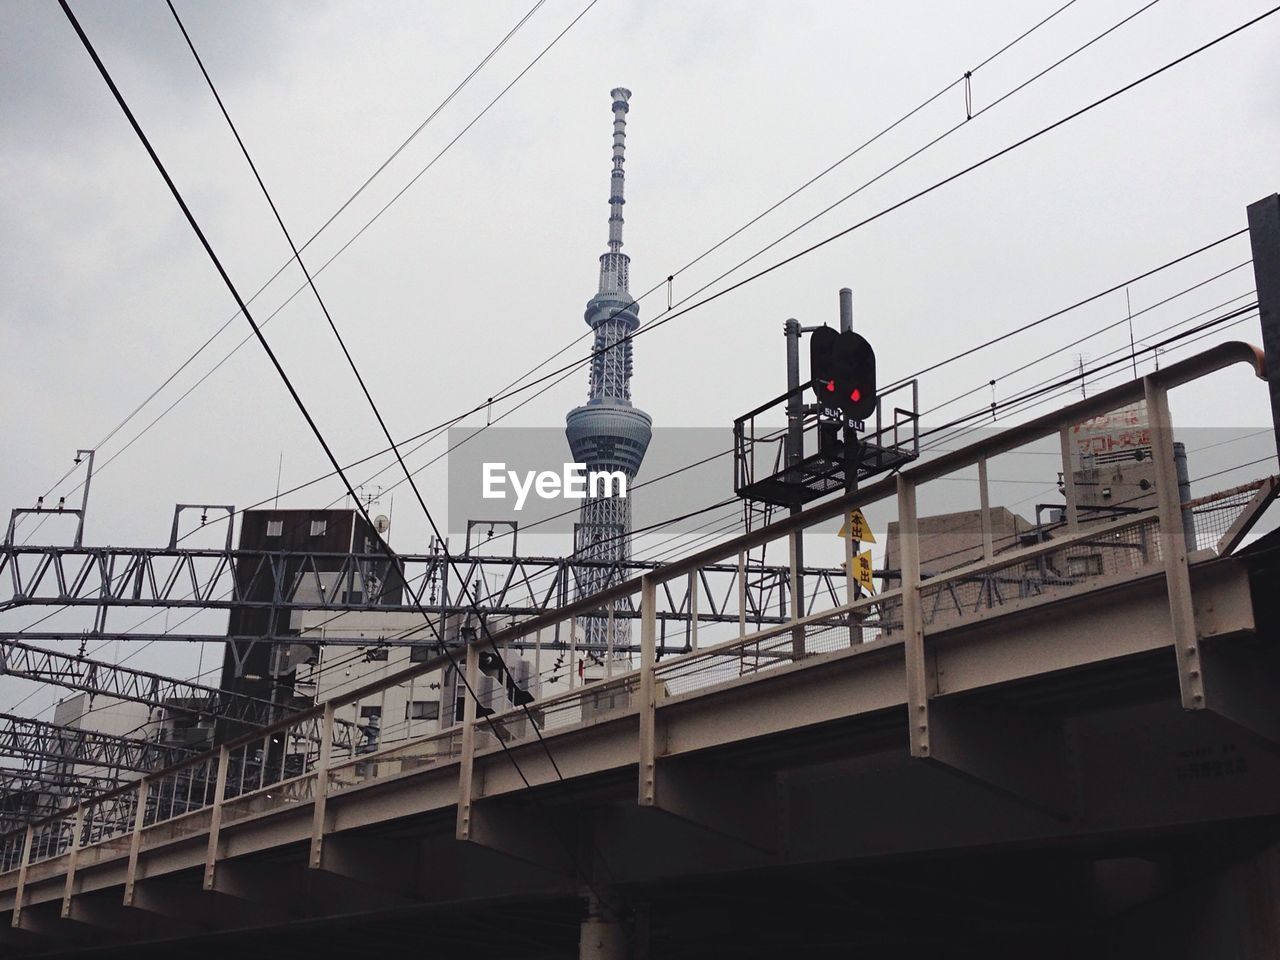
[0,638,287,728]
[0,768,124,800]
[0,547,845,627]
[0,712,194,775]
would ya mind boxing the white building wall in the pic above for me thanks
[49,693,154,785]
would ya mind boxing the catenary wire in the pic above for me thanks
[316,0,1165,516]
[58,0,547,790]
[36,0,1103,518]
[0,253,1259,691]
[12,5,1272,785]
[170,219,1255,559]
[32,0,601,511]
[166,0,586,781]
[915,261,1254,420]
[13,0,555,523]
[383,4,1280,444]
[12,264,1249,703]
[917,303,1259,453]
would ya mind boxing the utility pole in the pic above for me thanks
[839,289,862,607]
[1247,194,1280,460]
[784,318,806,626]
[838,289,866,650]
[785,291,864,637]
[784,319,806,480]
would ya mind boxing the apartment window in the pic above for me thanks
[266,520,283,537]
[310,519,327,537]
[359,705,382,720]
[406,700,440,721]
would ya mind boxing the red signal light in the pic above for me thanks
[825,380,835,392]
[850,388,862,403]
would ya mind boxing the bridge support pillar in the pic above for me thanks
[579,887,633,960]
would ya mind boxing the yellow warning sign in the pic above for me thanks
[837,509,876,544]
[848,549,876,594]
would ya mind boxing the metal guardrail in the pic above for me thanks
[734,378,920,507]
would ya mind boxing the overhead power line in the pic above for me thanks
[246,0,1156,518]
[86,0,548,458]
[295,0,1275,468]
[164,0,564,781]
[18,2,1273,756]
[143,0,1214,548]
[917,301,1260,448]
[26,0,596,510]
[57,0,546,790]
[917,262,1255,420]
[36,0,1090,511]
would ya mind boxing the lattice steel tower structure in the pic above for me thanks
[565,88,652,653]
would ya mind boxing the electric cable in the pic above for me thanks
[4,262,1257,704]
[9,272,1252,708]
[14,0,556,519]
[35,0,1109,516]
[18,299,1261,736]
[914,301,1260,449]
[918,288,1259,449]
[295,0,1275,474]
[172,219,1254,566]
[307,0,1164,516]
[59,0,542,789]
[923,305,1259,454]
[167,0,580,781]
[33,0,601,509]
[15,7,1274,803]
[915,261,1254,420]
[421,263,1261,574]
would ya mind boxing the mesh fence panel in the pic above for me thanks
[916,516,1162,630]
[475,675,641,756]
[220,772,317,827]
[1187,481,1267,551]
[655,602,890,697]
[328,728,463,792]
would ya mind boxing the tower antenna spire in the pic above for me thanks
[605,87,630,256]
[565,88,652,663]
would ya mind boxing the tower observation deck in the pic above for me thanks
[565,88,652,654]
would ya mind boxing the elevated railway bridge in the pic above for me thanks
[2,344,1280,957]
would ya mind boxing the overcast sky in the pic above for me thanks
[2,0,1279,714]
